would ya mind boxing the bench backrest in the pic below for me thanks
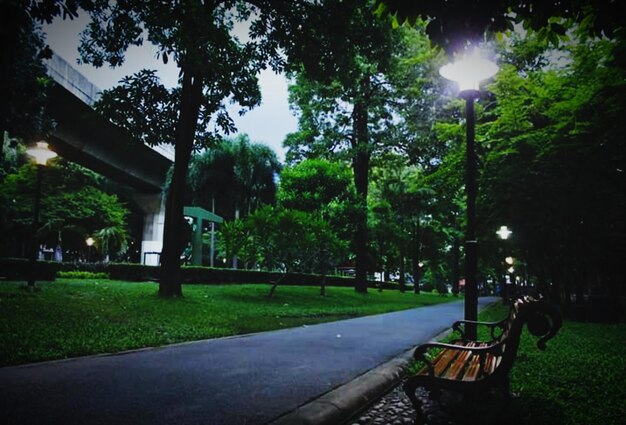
[490,296,562,378]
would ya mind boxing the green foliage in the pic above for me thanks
[374,1,622,51]
[221,205,348,277]
[94,69,179,147]
[477,29,626,299]
[94,226,129,261]
[0,159,130,258]
[0,279,455,365]
[277,158,356,245]
[0,11,54,177]
[57,271,109,279]
[278,158,353,213]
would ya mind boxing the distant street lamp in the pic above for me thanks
[86,237,95,262]
[26,141,57,289]
[496,225,512,240]
[440,48,498,339]
[498,226,514,303]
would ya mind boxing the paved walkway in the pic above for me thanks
[0,297,498,425]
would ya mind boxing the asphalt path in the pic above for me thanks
[0,297,498,425]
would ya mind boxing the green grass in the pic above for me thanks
[442,304,626,425]
[0,279,455,366]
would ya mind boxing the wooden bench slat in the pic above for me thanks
[417,343,463,376]
[484,353,498,375]
[443,342,475,379]
[433,346,464,377]
[462,354,481,381]
[462,342,491,381]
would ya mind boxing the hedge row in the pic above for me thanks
[0,258,400,290]
[0,258,60,281]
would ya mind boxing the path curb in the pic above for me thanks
[268,326,455,425]
[268,349,412,425]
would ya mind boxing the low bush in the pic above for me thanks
[106,263,160,281]
[57,271,109,279]
[0,257,60,281]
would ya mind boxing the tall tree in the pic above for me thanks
[78,1,303,297]
[286,3,402,292]
[0,4,56,179]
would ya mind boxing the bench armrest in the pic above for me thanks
[452,319,507,340]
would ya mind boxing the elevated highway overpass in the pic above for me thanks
[45,54,172,264]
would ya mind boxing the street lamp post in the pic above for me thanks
[497,226,513,303]
[25,141,57,289]
[440,49,498,339]
[86,237,95,262]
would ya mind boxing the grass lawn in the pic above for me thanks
[0,279,455,366]
[472,304,625,425]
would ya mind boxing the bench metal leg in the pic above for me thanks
[403,378,426,424]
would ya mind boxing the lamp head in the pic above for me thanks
[26,141,57,166]
[496,225,512,240]
[440,48,498,96]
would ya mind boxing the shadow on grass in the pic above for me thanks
[497,394,566,425]
[412,389,565,425]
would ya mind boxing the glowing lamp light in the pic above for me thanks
[86,237,95,247]
[439,48,499,93]
[505,256,514,265]
[496,225,512,240]
[26,141,57,166]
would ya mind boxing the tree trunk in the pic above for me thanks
[398,246,406,293]
[412,219,421,294]
[352,77,371,294]
[451,236,460,296]
[159,69,203,298]
[233,207,239,269]
[0,3,22,177]
[268,271,287,298]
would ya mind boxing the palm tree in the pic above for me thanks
[95,226,128,262]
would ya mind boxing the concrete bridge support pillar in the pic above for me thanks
[135,193,166,266]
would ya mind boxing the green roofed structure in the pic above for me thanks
[183,206,223,266]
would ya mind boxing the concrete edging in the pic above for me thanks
[268,350,413,425]
[267,324,459,425]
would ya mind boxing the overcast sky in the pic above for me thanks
[43,14,297,162]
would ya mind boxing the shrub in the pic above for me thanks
[106,263,160,281]
[0,257,60,281]
[58,262,109,273]
[421,282,434,292]
[57,271,109,279]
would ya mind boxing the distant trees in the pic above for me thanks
[476,28,626,306]
[285,8,442,292]
[218,205,347,297]
[188,134,281,222]
[0,158,129,260]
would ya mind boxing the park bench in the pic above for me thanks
[403,296,562,423]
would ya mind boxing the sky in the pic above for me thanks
[42,14,297,162]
